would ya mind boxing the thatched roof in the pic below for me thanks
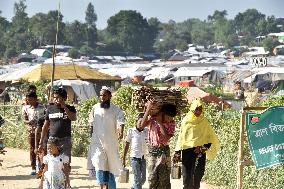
[21,64,121,82]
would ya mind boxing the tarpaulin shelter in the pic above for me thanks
[20,64,121,82]
[186,87,231,108]
[48,79,97,103]
[18,64,121,94]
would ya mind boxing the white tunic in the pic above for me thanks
[125,127,148,159]
[88,103,125,176]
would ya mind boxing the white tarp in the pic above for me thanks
[0,62,35,75]
[44,56,73,64]
[173,67,212,77]
[98,67,138,79]
[0,64,38,82]
[51,79,97,101]
[30,49,49,57]
[243,67,284,83]
[144,67,172,81]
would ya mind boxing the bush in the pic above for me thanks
[68,48,79,59]
[72,96,98,157]
[80,44,94,56]
[4,47,17,60]
[203,96,284,189]
[111,86,133,111]
[203,104,240,188]
[111,85,139,163]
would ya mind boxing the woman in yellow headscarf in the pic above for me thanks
[173,99,220,189]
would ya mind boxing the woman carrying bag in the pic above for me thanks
[173,99,220,189]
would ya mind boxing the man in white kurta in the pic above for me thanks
[88,86,125,189]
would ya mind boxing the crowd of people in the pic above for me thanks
[22,85,76,189]
[22,85,220,189]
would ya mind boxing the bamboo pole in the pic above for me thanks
[49,0,60,100]
[237,109,245,189]
[50,44,56,100]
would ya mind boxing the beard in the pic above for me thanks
[100,100,111,109]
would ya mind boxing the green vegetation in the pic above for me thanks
[203,97,284,189]
[68,48,79,59]
[1,1,283,61]
[2,84,284,188]
[202,85,234,100]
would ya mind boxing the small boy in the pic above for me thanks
[122,113,148,189]
[22,91,45,175]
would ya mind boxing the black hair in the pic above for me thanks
[101,89,112,96]
[26,91,37,98]
[47,138,59,147]
[160,103,177,117]
[28,85,37,91]
[53,88,67,99]
[235,81,241,85]
[138,112,144,119]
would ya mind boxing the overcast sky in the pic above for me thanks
[1,0,284,29]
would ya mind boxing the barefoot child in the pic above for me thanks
[40,138,70,189]
[122,113,148,189]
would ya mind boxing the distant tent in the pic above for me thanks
[20,64,121,82]
[168,54,187,61]
[186,87,231,108]
[19,64,121,95]
[48,79,97,103]
[30,49,52,58]
[17,53,37,63]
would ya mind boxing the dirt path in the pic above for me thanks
[0,148,222,189]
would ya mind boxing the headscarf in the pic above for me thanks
[175,99,220,160]
[101,86,112,93]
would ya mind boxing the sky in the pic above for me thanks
[1,0,284,29]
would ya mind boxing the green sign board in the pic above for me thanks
[246,106,284,169]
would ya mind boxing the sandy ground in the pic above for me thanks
[0,148,223,189]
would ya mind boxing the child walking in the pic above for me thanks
[122,113,148,189]
[40,138,70,189]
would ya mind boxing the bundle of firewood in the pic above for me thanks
[132,86,187,115]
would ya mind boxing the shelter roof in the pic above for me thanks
[19,64,121,82]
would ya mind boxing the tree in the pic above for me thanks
[68,48,79,58]
[80,44,94,55]
[234,9,266,37]
[264,16,279,34]
[45,10,65,45]
[4,47,17,60]
[64,20,87,48]
[85,2,97,26]
[29,13,49,46]
[0,11,10,57]
[262,37,280,55]
[107,10,155,53]
[208,10,227,22]
[191,20,214,46]
[29,11,65,46]
[147,17,162,51]
[154,21,178,54]
[85,2,97,48]
[214,20,238,48]
[0,11,10,32]
[11,0,29,33]
[5,0,36,54]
